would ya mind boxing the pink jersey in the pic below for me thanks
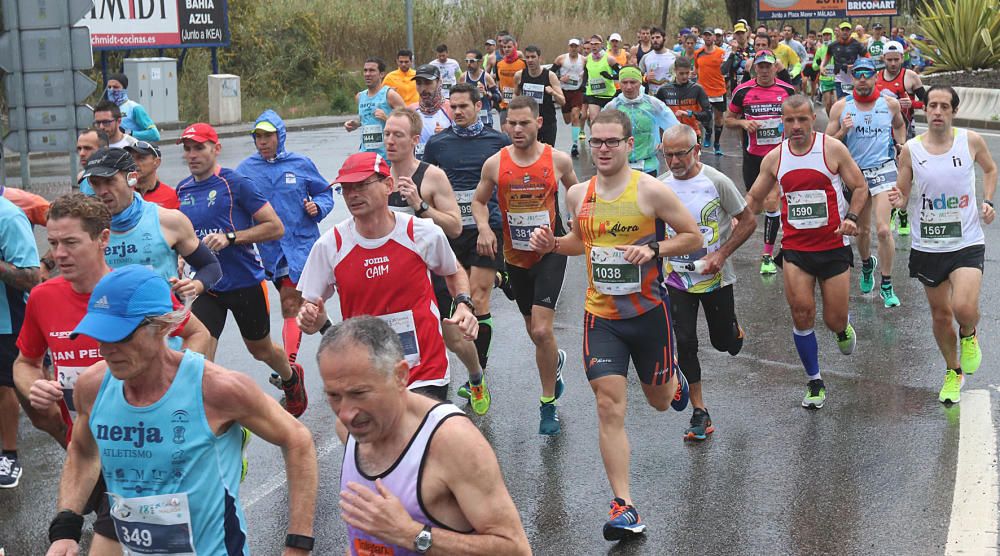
[729,78,796,157]
[776,133,849,252]
[298,213,459,388]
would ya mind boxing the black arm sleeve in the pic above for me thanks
[182,241,222,289]
[913,85,928,104]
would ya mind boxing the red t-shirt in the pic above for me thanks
[141,181,180,210]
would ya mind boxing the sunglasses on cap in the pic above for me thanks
[852,68,876,79]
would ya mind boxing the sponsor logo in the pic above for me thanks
[922,193,970,210]
[94,296,110,309]
[94,421,164,449]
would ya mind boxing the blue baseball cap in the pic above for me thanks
[71,265,173,342]
[853,58,876,71]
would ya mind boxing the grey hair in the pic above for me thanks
[149,294,195,340]
[662,124,698,147]
[316,316,404,378]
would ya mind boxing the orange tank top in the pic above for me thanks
[497,145,560,269]
[497,59,526,109]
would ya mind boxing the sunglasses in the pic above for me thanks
[852,69,876,79]
[465,58,479,63]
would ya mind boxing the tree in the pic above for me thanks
[725,0,756,28]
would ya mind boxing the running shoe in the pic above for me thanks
[494,271,516,301]
[571,143,579,158]
[889,208,898,232]
[0,454,21,488]
[702,137,712,148]
[802,379,826,409]
[539,402,560,435]
[759,254,777,275]
[469,377,491,416]
[671,368,690,412]
[555,349,566,400]
[603,498,646,541]
[457,380,471,400]
[897,210,910,236]
[960,332,982,375]
[836,323,856,355]
[714,143,723,156]
[728,320,745,356]
[268,372,282,389]
[880,284,901,308]
[938,369,964,404]
[279,362,308,418]
[240,427,252,483]
[860,256,877,294]
[684,408,715,441]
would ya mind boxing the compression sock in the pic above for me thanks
[714,126,723,145]
[282,317,302,364]
[793,328,821,379]
[764,211,781,249]
[571,126,580,140]
[881,275,892,287]
[474,313,493,369]
[764,243,775,257]
[540,395,555,404]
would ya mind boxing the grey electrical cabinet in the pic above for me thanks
[123,58,179,126]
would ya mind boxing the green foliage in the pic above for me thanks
[679,5,707,30]
[916,0,1000,72]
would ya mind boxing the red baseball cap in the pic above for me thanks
[176,122,219,144]
[335,152,390,184]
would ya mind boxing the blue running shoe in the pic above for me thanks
[554,349,566,400]
[603,498,646,541]
[539,402,561,435]
[671,368,690,412]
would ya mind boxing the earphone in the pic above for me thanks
[127,177,138,187]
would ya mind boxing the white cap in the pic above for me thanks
[568,38,581,46]
[885,40,904,53]
[714,28,724,35]
[609,33,622,41]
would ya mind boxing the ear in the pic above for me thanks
[393,360,409,388]
[98,228,111,247]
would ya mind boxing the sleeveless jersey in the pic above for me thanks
[609,49,628,67]
[558,53,585,91]
[585,54,615,98]
[729,79,795,157]
[842,95,894,170]
[416,109,452,159]
[776,133,849,251]
[497,145,561,268]
[90,350,248,555]
[342,403,469,556]
[576,171,662,319]
[907,129,984,253]
[105,198,178,282]
[388,162,429,215]
[520,68,556,121]
[497,58,527,109]
[877,69,914,122]
[357,86,391,156]
[463,71,494,125]
[635,43,652,65]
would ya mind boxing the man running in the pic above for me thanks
[296,152,479,402]
[91,100,137,150]
[780,25,809,90]
[528,109,698,540]
[120,141,179,208]
[430,44,462,100]
[237,110,334,372]
[826,58,907,307]
[813,28,838,115]
[552,38,587,156]
[822,22,868,99]
[514,46,565,147]
[608,66,680,176]
[463,50,501,128]
[630,25,654,65]
[889,86,997,404]
[472,96,578,434]
[722,22,753,89]
[319,317,530,555]
[44,264,317,556]
[496,35,527,128]
[867,23,889,70]
[746,95,869,409]
[412,64,453,159]
[345,57,406,158]
[657,57,711,149]
[695,29,728,155]
[382,49,419,106]
[638,27,677,96]
[75,128,109,196]
[175,123,309,416]
[583,35,621,125]
[660,125,754,441]
[725,50,795,274]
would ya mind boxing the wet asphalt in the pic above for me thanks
[2,108,998,555]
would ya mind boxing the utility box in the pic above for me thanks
[123,58,179,125]
[208,74,241,125]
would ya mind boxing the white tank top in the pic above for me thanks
[559,53,585,90]
[907,128,984,253]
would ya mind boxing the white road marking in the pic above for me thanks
[945,389,999,555]
[244,436,342,509]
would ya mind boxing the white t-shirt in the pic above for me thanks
[639,50,677,95]
[429,58,462,98]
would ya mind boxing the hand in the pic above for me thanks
[444,303,479,340]
[743,120,760,133]
[46,540,80,556]
[374,108,387,121]
[618,244,655,265]
[560,74,570,83]
[303,198,319,218]
[699,251,727,275]
[529,225,555,253]
[476,82,486,94]
[544,86,554,95]
[169,277,204,299]
[434,122,444,134]
[344,120,359,132]
[646,71,655,82]
[340,480,424,548]
[841,115,854,130]
[836,219,859,236]
[202,232,229,252]
[476,228,497,257]
[898,96,912,110]
[297,298,327,334]
[30,379,62,411]
[887,187,907,209]
[982,202,995,225]
[396,176,422,209]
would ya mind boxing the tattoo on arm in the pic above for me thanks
[0,261,41,292]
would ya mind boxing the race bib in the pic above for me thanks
[709,96,723,103]
[58,365,87,414]
[841,82,854,92]
[454,189,475,227]
[755,119,783,145]
[590,246,641,295]
[920,208,962,247]
[479,109,489,123]
[361,124,384,151]
[507,211,550,251]
[377,310,421,368]
[785,189,829,229]
[414,143,425,158]
[566,76,581,88]
[502,87,515,101]
[589,78,608,94]
[862,162,898,196]
[440,82,452,99]
[354,538,393,556]
[522,82,545,104]
[109,492,196,555]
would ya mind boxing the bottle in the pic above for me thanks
[681,260,708,274]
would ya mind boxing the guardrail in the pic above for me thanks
[914,86,1000,131]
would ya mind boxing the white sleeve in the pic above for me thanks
[413,218,459,277]
[706,166,748,216]
[296,231,338,301]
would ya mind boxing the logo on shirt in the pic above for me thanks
[922,193,970,210]
[180,194,195,207]
[94,421,164,449]
[364,256,390,279]
[285,173,297,184]
[599,220,641,237]
[94,296,110,309]
[106,241,139,258]
[207,190,217,207]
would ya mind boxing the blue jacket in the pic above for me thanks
[237,110,334,282]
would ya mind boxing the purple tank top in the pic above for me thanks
[341,403,468,555]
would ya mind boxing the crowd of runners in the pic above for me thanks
[0,19,995,555]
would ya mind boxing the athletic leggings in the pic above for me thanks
[667,284,738,384]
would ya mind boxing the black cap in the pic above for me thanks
[872,23,884,29]
[79,147,137,183]
[412,64,440,81]
[125,141,162,159]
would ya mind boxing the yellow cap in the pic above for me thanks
[253,121,277,133]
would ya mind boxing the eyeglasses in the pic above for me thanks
[93,119,118,126]
[115,318,153,344]
[663,145,697,159]
[335,175,385,194]
[852,69,876,79]
[588,137,627,149]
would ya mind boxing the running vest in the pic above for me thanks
[843,96,894,171]
[497,145,562,269]
[558,54,585,91]
[497,58,526,109]
[907,129,984,253]
[877,69,914,122]
[867,38,888,69]
[388,162,429,215]
[90,350,248,555]
[106,198,178,282]
[730,79,795,157]
[357,86,391,156]
[463,71,493,125]
[416,109,452,159]
[520,68,556,121]
[577,171,662,320]
[342,403,469,556]
[585,54,615,98]
[776,133,849,252]
[635,43,652,65]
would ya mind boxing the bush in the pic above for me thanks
[916,0,1000,72]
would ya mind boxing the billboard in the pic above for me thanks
[758,0,898,20]
[76,0,230,50]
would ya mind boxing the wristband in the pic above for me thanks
[985,200,994,208]
[285,533,315,551]
[845,212,859,223]
[48,510,84,543]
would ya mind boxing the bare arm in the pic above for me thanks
[889,144,914,208]
[647,177,702,258]
[387,89,407,111]
[547,71,566,106]
[243,203,285,243]
[555,151,580,191]
[55,365,105,513]
[472,154,500,257]
[345,93,362,131]
[828,138,868,232]
[718,207,756,259]
[513,70,523,95]
[530,183,587,256]
[825,101,847,139]
[888,98,907,146]
[971,131,997,223]
[176,313,211,355]
[0,262,40,293]
[423,168,463,239]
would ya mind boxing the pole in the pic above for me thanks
[62,3,78,184]
[211,47,219,74]
[660,0,669,30]
[406,0,414,53]
[9,0,30,188]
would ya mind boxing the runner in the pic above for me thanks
[496,35,527,128]
[813,28,838,115]
[607,66,680,176]
[91,100,138,150]
[745,95,869,409]
[123,142,180,209]
[584,35,622,125]
[319,317,531,554]
[866,23,889,70]
[638,27,677,96]
[382,49,419,106]
[780,25,809,90]
[657,57,711,149]
[0,194,40,488]
[681,34,699,74]
[76,128,109,196]
[1,184,50,228]
[410,64,453,159]
[296,152,479,403]
[552,38,586,156]
[463,49,502,128]
[103,72,160,142]
[630,25,653,65]
[528,109,698,540]
[822,22,868,99]
[483,38,498,75]
[472,96,579,434]
[888,86,997,403]
[722,22,753,89]
[826,58,907,307]
[430,44,462,100]
[608,33,629,67]
[725,50,795,275]
[514,46,565,147]
[757,31,793,83]
[237,110,334,374]
[44,264,318,556]
[659,125,755,441]
[345,57,406,157]
[695,29,728,155]
[175,123,309,416]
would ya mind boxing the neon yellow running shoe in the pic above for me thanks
[469,378,491,416]
[960,332,982,375]
[836,323,856,355]
[938,369,964,404]
[240,427,252,482]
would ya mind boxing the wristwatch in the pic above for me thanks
[285,534,314,551]
[453,293,476,314]
[414,525,433,553]
[844,212,859,223]
[226,231,237,245]
[646,241,660,258]
[415,201,430,216]
[985,200,995,208]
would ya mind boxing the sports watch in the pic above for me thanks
[646,241,660,258]
[454,293,476,314]
[415,201,430,216]
[285,533,314,551]
[844,212,859,223]
[226,231,237,245]
[414,525,433,553]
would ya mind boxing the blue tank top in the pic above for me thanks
[843,96,894,169]
[106,199,178,281]
[464,71,493,126]
[358,86,391,157]
[90,350,248,555]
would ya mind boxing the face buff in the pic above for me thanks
[110,192,145,232]
[107,88,129,105]
[418,82,444,116]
